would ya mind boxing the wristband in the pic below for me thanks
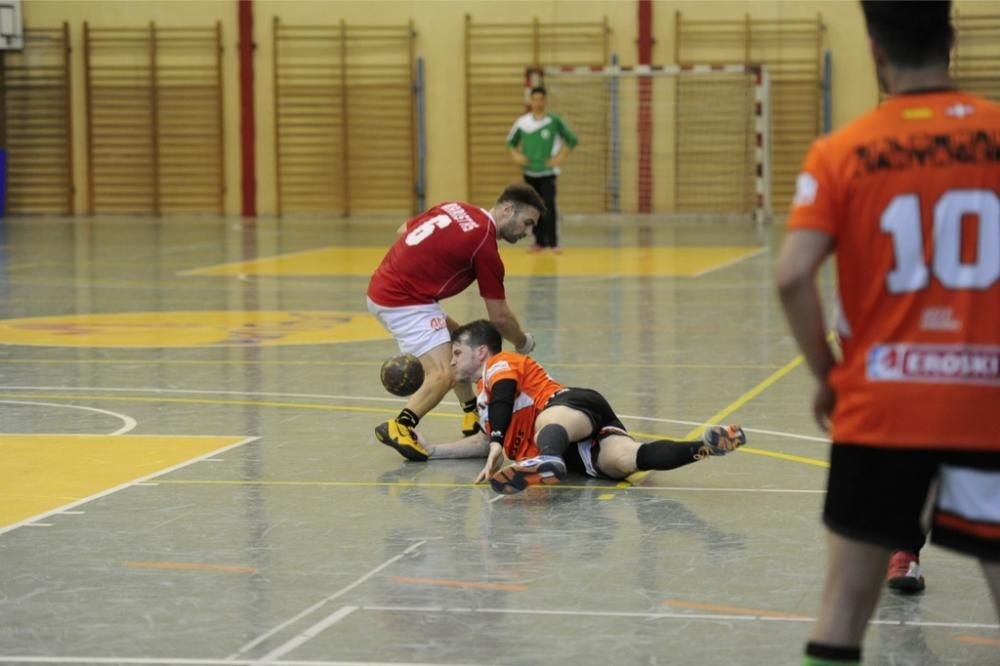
[515,332,535,354]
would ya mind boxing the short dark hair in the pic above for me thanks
[496,183,546,217]
[530,86,546,97]
[452,319,503,354]
[860,1,953,69]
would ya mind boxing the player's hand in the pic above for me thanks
[813,382,835,432]
[474,442,503,484]
[511,152,528,166]
[515,332,535,355]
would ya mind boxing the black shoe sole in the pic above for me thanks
[887,578,925,594]
[489,460,565,494]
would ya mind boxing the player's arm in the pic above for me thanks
[473,378,517,483]
[508,146,528,166]
[548,116,578,167]
[395,221,408,235]
[483,298,534,353]
[775,229,837,382]
[506,127,527,165]
[547,144,571,168]
[424,431,490,459]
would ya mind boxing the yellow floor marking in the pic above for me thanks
[387,576,527,592]
[503,246,761,277]
[0,434,247,530]
[957,636,1000,647]
[0,358,786,370]
[0,392,828,469]
[737,446,828,468]
[185,245,762,278]
[0,392,407,417]
[597,493,617,500]
[125,560,257,574]
[626,353,815,486]
[0,310,387,348]
[683,354,806,441]
[155,479,823,495]
[663,598,811,620]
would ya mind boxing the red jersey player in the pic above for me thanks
[368,184,544,459]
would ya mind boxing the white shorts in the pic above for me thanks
[366,297,451,358]
[933,464,1000,560]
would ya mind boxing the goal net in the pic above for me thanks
[528,64,771,222]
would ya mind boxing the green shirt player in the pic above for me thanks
[506,86,578,252]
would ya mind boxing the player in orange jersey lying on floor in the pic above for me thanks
[376,319,746,494]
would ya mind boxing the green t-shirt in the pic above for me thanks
[506,112,578,177]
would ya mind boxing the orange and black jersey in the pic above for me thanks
[475,352,564,461]
[788,90,1000,450]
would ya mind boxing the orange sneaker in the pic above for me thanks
[489,455,566,494]
[702,425,747,455]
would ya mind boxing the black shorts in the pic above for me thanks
[544,387,625,434]
[825,444,1000,561]
[544,388,626,478]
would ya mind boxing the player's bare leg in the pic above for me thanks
[983,560,1000,620]
[407,341,455,417]
[375,341,454,461]
[596,426,747,480]
[489,406,589,494]
[808,532,890,651]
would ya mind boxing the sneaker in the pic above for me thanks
[551,246,563,255]
[461,411,482,437]
[887,550,925,593]
[489,455,567,494]
[702,425,747,455]
[527,244,543,253]
[375,420,430,462]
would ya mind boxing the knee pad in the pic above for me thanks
[536,424,570,457]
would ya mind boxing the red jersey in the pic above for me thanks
[788,90,1000,450]
[367,202,506,307]
[476,352,565,461]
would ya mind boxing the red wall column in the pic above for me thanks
[238,0,256,217]
[637,0,653,213]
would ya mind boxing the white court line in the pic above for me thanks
[251,606,359,665]
[0,399,137,436]
[22,523,52,527]
[361,604,1000,630]
[227,540,426,660]
[0,386,827,444]
[692,246,768,277]
[0,436,259,537]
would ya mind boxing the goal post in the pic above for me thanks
[527,64,772,223]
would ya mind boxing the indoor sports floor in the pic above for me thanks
[0,213,996,666]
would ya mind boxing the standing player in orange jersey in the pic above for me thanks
[367,185,543,460]
[775,2,1000,665]
[377,319,746,493]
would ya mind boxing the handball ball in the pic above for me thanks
[380,353,425,397]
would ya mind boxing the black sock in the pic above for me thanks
[804,642,861,664]
[462,398,477,413]
[537,424,570,458]
[635,439,705,471]
[397,408,419,429]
